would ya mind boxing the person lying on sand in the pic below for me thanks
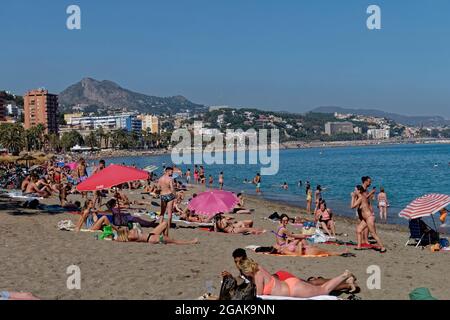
[0,291,40,300]
[237,258,356,298]
[214,214,265,235]
[75,199,115,232]
[273,214,347,256]
[231,193,253,214]
[115,221,199,245]
[179,208,214,223]
[105,199,159,228]
[222,249,359,296]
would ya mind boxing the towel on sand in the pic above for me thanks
[246,245,332,258]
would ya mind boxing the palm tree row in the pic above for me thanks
[0,123,167,155]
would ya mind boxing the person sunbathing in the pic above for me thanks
[214,214,265,235]
[237,258,356,298]
[114,189,131,208]
[179,208,214,223]
[222,248,359,295]
[24,176,51,197]
[75,199,115,232]
[115,221,199,245]
[274,214,347,256]
[231,193,253,214]
[105,199,158,228]
[314,200,336,237]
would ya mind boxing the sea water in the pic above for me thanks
[99,143,450,230]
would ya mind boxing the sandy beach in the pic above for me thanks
[0,185,449,300]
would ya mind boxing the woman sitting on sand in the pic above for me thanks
[214,214,265,235]
[231,193,253,214]
[75,199,115,232]
[105,199,159,228]
[314,200,336,237]
[237,258,357,298]
[274,214,347,256]
[115,220,199,245]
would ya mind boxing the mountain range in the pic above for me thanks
[310,106,449,127]
[59,78,207,114]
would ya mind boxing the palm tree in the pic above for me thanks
[0,123,26,155]
[85,131,99,149]
[95,127,105,149]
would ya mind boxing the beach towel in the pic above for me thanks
[258,295,339,300]
[5,191,43,200]
[57,220,76,231]
[245,245,332,258]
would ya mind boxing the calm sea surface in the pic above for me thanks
[95,143,450,228]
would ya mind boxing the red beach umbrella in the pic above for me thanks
[77,164,148,192]
[188,190,239,217]
[399,194,450,220]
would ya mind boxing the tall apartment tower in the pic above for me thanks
[24,89,59,134]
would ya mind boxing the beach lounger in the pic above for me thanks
[258,295,339,300]
[405,219,437,247]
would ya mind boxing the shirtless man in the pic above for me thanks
[158,167,176,236]
[351,185,386,252]
[25,175,50,197]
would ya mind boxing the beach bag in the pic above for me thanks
[439,238,449,248]
[309,225,330,244]
[219,275,256,301]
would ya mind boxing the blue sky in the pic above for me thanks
[1,0,449,117]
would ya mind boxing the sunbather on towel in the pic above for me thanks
[115,221,199,245]
[179,208,214,223]
[237,258,356,298]
[231,193,253,214]
[273,214,347,256]
[75,199,115,232]
[105,199,158,228]
[214,214,265,235]
[222,248,359,296]
[0,291,39,300]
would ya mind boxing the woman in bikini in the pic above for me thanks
[75,199,114,232]
[377,187,389,223]
[306,186,313,214]
[274,214,346,256]
[314,200,336,237]
[237,258,357,298]
[115,220,199,245]
[214,214,265,235]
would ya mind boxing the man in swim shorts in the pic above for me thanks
[158,167,176,236]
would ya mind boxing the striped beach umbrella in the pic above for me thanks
[399,194,450,220]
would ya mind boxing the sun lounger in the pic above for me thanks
[258,295,339,300]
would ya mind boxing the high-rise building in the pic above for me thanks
[24,89,59,133]
[0,92,6,122]
[140,115,159,134]
[325,122,354,135]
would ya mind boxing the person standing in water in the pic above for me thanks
[218,172,224,190]
[253,173,261,194]
[377,187,389,223]
[185,168,191,185]
[157,167,176,236]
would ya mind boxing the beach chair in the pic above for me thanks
[405,219,432,247]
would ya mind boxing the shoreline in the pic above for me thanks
[82,138,450,161]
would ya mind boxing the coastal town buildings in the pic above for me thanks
[367,128,390,139]
[65,113,142,132]
[139,114,159,134]
[325,121,354,135]
[64,112,84,124]
[24,89,59,133]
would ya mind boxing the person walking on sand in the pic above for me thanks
[185,168,191,184]
[218,172,224,190]
[157,167,176,236]
[377,187,389,223]
[351,185,386,253]
[306,186,313,214]
[253,173,261,194]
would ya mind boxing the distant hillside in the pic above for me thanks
[59,78,207,114]
[311,106,449,126]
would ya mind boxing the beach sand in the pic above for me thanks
[0,185,448,300]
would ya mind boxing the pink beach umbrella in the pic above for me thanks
[188,190,239,217]
[399,194,450,220]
